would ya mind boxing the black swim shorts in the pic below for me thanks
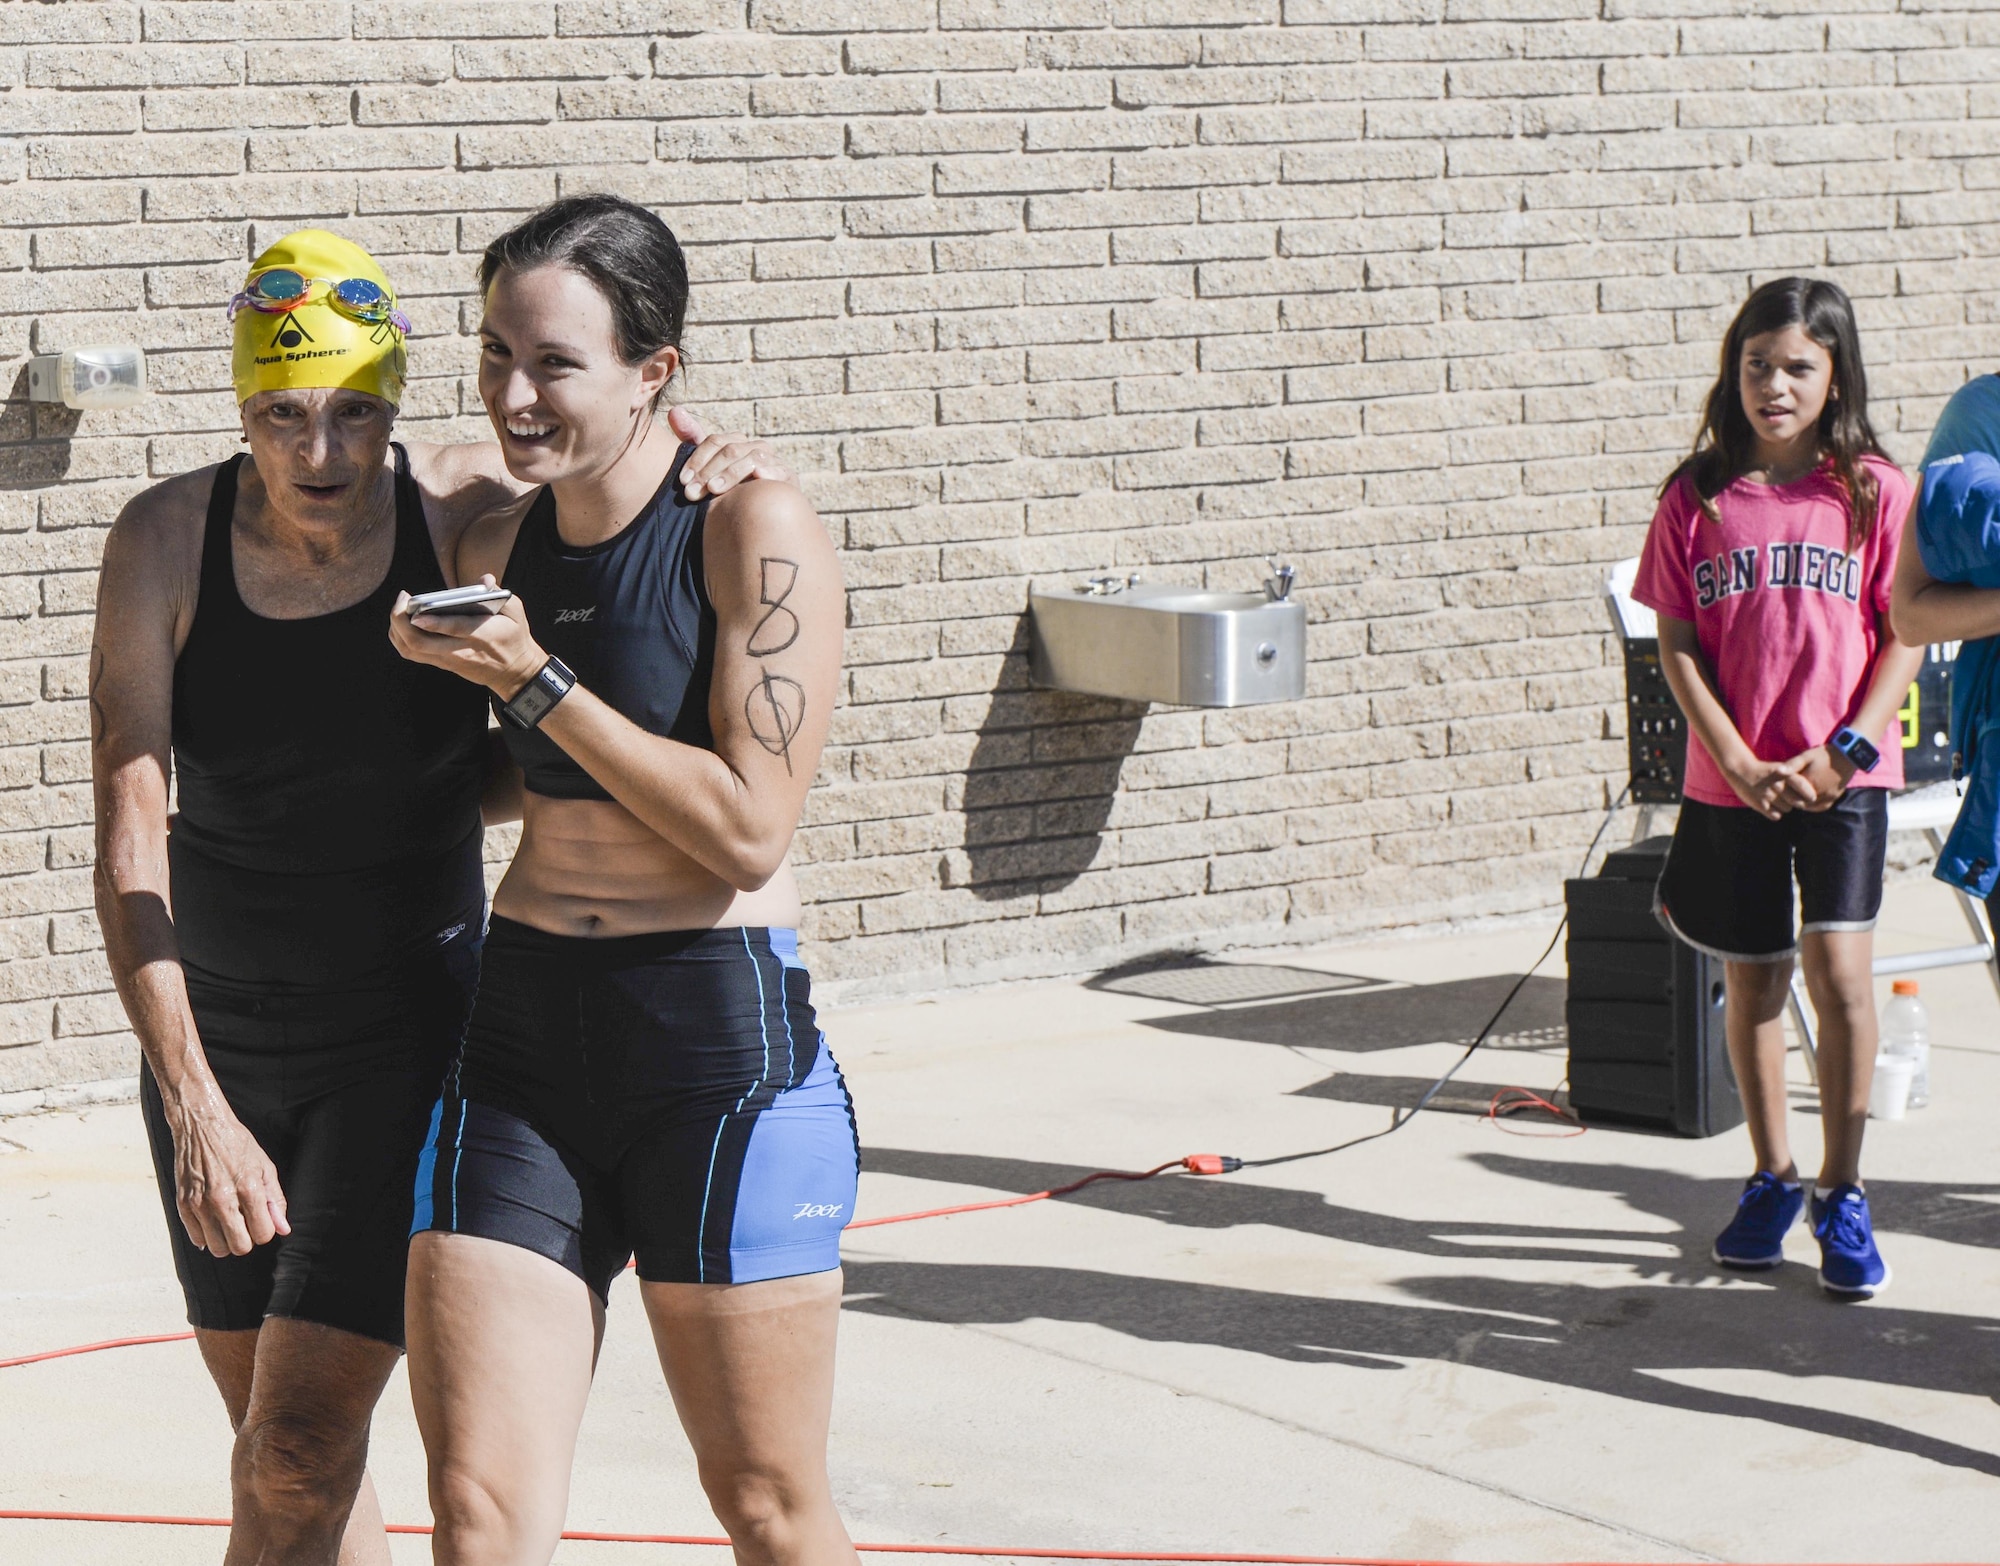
[1656,788,1888,963]
[139,929,479,1347]
[413,920,859,1300]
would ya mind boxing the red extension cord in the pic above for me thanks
[0,1510,1460,1563]
[2,1155,1244,1375]
[9,1154,1370,1562]
[5,1143,1966,1565]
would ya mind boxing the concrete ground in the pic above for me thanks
[3,874,1998,1564]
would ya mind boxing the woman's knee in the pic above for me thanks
[1801,959,1874,1025]
[235,1407,367,1523]
[429,1458,567,1562]
[1806,983,1875,1034]
[698,1461,822,1547]
[431,1463,511,1541]
[1725,960,1794,1019]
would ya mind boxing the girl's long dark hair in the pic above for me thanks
[1663,276,1886,548]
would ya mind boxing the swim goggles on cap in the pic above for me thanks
[227,268,412,334]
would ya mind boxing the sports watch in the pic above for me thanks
[1830,726,1881,773]
[501,655,576,730]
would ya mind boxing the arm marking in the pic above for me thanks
[744,670,806,775]
[747,556,801,658]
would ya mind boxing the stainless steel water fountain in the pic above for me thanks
[1028,560,1306,707]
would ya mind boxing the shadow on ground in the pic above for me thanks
[1138,972,1569,1052]
[853,1145,2000,1476]
[1291,1071,1545,1114]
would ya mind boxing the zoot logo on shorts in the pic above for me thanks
[794,1201,843,1220]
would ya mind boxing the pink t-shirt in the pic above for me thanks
[1631,456,1912,808]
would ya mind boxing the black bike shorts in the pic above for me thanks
[413,920,859,1301]
[1656,789,1888,963]
[139,929,479,1347]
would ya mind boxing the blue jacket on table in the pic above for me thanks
[1917,374,2000,898]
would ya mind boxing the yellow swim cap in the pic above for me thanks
[231,229,407,407]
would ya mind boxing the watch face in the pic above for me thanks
[1842,733,1880,771]
[512,684,554,726]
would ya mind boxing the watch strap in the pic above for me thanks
[501,655,575,730]
[1831,725,1881,772]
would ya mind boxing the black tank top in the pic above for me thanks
[169,445,488,989]
[498,442,716,800]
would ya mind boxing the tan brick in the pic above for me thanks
[1030,29,1198,70]
[28,133,244,181]
[457,38,648,78]
[2,4,137,44]
[753,0,931,28]
[939,72,1109,113]
[847,117,1021,159]
[140,3,349,42]
[463,123,651,168]
[751,76,932,117]
[52,990,130,1037]
[941,0,1111,25]
[557,0,742,31]
[355,1,551,35]
[936,152,1109,197]
[848,33,1022,73]
[242,129,450,173]
[0,1000,52,1048]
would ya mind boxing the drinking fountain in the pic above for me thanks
[1027,560,1306,707]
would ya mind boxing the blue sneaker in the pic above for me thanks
[1811,1184,1890,1298]
[1711,1172,1804,1269]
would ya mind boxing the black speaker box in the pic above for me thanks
[1564,837,1744,1138]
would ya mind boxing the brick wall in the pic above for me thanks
[1,0,1995,1090]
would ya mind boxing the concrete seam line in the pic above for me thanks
[881,1312,1722,1566]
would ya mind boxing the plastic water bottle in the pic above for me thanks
[1880,980,1931,1110]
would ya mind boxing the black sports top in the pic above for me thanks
[498,442,716,800]
[169,445,489,988]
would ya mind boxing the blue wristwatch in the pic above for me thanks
[1831,726,1882,773]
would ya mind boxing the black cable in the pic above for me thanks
[1241,783,1634,1171]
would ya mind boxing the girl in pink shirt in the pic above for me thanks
[1633,276,1920,1298]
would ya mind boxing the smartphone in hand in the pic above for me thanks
[407,585,513,617]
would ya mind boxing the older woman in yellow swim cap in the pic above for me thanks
[87,225,788,1566]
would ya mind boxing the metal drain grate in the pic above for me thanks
[1091,961,1375,1008]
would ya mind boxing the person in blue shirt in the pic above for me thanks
[1891,375,2000,929]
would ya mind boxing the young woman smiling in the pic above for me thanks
[388,196,858,1565]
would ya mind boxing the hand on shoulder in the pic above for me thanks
[667,406,793,499]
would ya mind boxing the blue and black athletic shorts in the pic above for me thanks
[413,919,859,1299]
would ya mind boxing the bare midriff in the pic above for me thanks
[491,792,804,937]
